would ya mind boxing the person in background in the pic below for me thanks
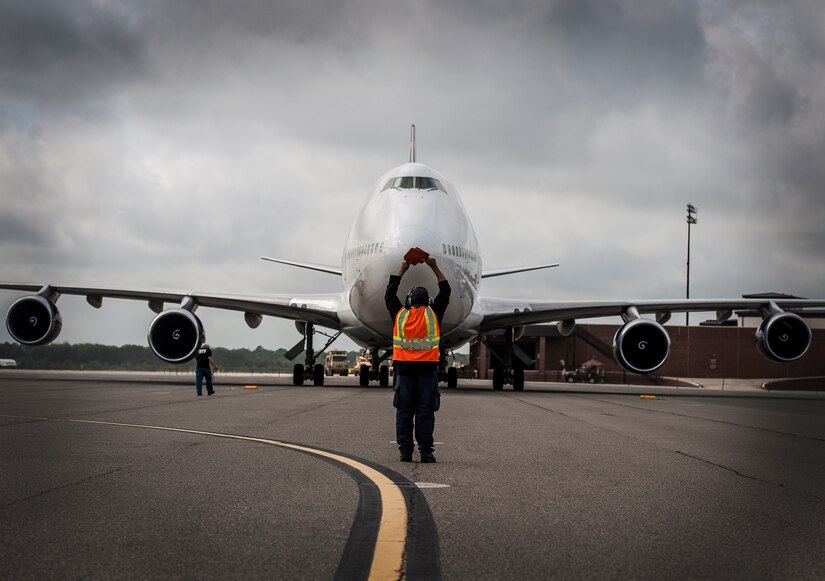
[195,339,219,396]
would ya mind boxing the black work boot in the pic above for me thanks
[420,453,436,463]
[400,452,413,462]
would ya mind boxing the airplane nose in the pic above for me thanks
[384,226,439,270]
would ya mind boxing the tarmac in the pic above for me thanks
[2,371,825,580]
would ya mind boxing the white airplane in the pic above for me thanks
[3,127,823,390]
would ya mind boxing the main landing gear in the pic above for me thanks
[439,350,459,389]
[359,349,457,389]
[484,327,529,392]
[287,322,341,386]
[358,348,391,387]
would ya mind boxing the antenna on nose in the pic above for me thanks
[409,124,416,163]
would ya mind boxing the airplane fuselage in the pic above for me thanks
[339,162,482,349]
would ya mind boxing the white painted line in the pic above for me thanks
[415,482,450,489]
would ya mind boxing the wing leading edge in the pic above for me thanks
[0,283,343,330]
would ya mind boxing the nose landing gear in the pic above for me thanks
[286,322,342,386]
[358,348,392,387]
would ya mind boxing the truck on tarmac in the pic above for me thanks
[0,359,17,368]
[324,350,349,377]
[562,358,605,384]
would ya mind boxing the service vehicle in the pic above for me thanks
[324,350,349,376]
[562,359,605,384]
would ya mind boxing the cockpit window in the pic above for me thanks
[382,176,444,192]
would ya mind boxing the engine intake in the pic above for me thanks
[613,319,671,374]
[147,308,203,363]
[6,295,63,346]
[756,312,811,363]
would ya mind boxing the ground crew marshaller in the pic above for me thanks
[385,256,450,463]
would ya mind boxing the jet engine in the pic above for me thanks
[756,312,811,363]
[6,295,63,346]
[613,318,671,374]
[147,308,204,363]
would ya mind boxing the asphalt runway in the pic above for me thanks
[2,373,824,580]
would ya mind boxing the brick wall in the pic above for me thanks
[471,325,825,380]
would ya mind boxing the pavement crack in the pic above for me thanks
[674,450,825,502]
[505,394,574,418]
[1,465,133,510]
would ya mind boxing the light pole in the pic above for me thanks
[686,203,698,325]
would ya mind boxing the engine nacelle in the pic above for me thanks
[147,308,204,364]
[557,320,576,337]
[756,312,811,363]
[613,318,671,374]
[6,295,63,346]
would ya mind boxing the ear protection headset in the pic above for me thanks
[405,286,434,308]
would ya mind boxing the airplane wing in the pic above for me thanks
[477,296,825,332]
[0,283,343,329]
[480,263,559,279]
[260,256,343,276]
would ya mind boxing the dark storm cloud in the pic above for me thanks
[0,0,144,113]
[0,213,45,245]
[549,0,706,92]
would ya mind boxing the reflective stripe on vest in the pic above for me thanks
[393,306,440,362]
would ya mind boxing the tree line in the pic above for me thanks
[0,342,468,371]
[0,342,336,372]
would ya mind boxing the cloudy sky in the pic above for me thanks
[1,0,824,351]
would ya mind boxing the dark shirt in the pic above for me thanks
[385,275,451,374]
[195,346,212,369]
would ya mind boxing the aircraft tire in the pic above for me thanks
[513,368,524,392]
[379,365,389,387]
[359,365,370,387]
[492,368,504,391]
[293,364,304,386]
[313,364,324,386]
[447,367,458,389]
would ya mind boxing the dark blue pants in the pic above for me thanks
[395,371,437,455]
[195,368,214,396]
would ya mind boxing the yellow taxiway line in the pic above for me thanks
[7,415,408,581]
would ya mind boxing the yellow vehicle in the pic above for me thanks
[353,354,371,376]
[324,351,349,376]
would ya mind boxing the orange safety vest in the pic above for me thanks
[393,306,441,362]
